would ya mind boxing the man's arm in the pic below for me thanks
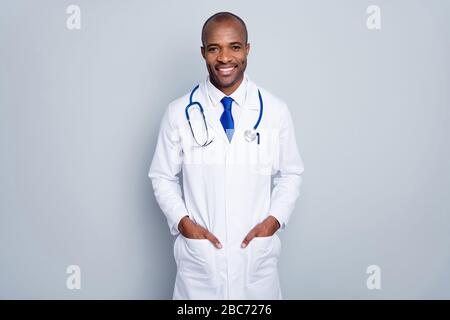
[268,103,305,230]
[148,106,188,236]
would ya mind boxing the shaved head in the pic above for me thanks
[201,12,248,46]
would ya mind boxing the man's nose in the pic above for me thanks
[217,48,232,63]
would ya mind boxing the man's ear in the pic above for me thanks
[201,46,206,59]
[245,43,251,56]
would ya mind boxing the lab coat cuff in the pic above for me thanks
[168,207,189,236]
[268,211,287,231]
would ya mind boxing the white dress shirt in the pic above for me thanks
[205,75,248,126]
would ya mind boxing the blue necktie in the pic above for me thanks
[220,96,234,142]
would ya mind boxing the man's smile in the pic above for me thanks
[216,65,237,76]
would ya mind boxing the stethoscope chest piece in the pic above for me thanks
[244,129,257,142]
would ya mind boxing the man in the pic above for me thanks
[148,12,304,299]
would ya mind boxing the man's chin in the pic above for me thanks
[212,75,240,90]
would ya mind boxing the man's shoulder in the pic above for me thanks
[257,87,287,106]
[162,87,195,124]
[167,91,190,111]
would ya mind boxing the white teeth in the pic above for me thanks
[217,67,235,75]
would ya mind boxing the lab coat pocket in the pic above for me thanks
[248,130,276,176]
[173,235,219,299]
[247,234,281,285]
[178,235,216,282]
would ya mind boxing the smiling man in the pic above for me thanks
[201,13,248,96]
[148,12,305,299]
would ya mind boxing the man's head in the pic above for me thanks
[201,12,250,95]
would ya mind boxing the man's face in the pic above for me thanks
[201,18,250,92]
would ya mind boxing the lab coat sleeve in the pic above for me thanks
[269,103,305,230]
[148,105,187,236]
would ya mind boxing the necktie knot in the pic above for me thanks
[221,96,234,111]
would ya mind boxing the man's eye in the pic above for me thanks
[232,46,241,50]
[208,47,218,52]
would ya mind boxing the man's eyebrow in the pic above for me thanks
[206,41,244,48]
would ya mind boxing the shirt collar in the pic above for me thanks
[206,74,248,108]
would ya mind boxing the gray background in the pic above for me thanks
[1,0,449,299]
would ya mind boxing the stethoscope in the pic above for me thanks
[185,84,263,147]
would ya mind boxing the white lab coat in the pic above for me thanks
[148,74,304,300]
